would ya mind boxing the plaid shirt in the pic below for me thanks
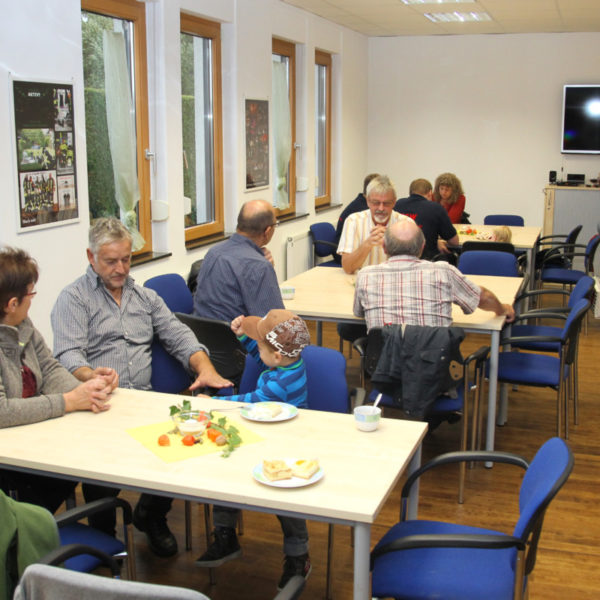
[353,256,481,330]
[337,209,412,269]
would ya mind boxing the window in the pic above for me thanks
[81,0,152,253]
[181,14,224,243]
[315,50,331,208]
[272,38,296,216]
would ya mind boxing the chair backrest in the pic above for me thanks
[458,250,519,276]
[150,339,192,394]
[567,275,595,309]
[561,299,590,365]
[513,437,573,574]
[187,259,204,295]
[309,222,337,258]
[583,234,600,273]
[483,214,525,226]
[302,346,350,414]
[14,563,211,600]
[461,240,515,254]
[174,313,246,384]
[237,346,350,414]
[144,273,193,314]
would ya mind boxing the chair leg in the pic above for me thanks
[125,522,137,580]
[237,511,244,536]
[185,500,192,551]
[203,504,216,585]
[326,524,334,600]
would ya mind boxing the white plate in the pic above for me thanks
[240,402,298,422]
[252,460,324,488]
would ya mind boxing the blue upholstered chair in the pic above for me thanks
[353,328,489,503]
[144,273,193,314]
[309,222,340,267]
[237,345,350,600]
[493,298,590,438]
[458,249,519,277]
[370,437,574,600]
[483,214,525,226]
[539,234,600,290]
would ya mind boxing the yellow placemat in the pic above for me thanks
[127,412,264,463]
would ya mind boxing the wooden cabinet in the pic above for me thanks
[543,186,600,247]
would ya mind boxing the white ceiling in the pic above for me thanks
[280,0,600,36]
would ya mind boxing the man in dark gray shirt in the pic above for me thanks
[193,199,285,321]
[52,217,232,558]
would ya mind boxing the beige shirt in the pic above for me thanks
[337,210,412,269]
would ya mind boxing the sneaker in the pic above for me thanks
[196,527,241,567]
[277,553,311,590]
[132,504,178,557]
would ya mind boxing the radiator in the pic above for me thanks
[285,231,313,279]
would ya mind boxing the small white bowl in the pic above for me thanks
[353,405,381,432]
[172,411,208,436]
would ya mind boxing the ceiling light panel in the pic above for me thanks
[425,11,491,22]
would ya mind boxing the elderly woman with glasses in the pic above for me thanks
[0,247,116,513]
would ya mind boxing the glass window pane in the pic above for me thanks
[181,32,215,229]
[82,10,136,220]
[315,63,327,198]
[272,53,291,207]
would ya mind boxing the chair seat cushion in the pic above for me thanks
[507,325,562,353]
[494,352,564,387]
[541,267,585,284]
[59,523,125,572]
[368,387,464,414]
[371,520,519,600]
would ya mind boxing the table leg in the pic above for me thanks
[405,444,421,520]
[353,522,371,600]
[486,330,500,467]
[316,321,323,346]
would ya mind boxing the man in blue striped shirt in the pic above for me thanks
[51,218,232,558]
[196,310,313,590]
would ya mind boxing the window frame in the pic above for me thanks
[180,13,224,243]
[314,49,332,209]
[272,37,296,217]
[81,0,153,254]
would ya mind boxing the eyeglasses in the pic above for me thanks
[25,291,37,297]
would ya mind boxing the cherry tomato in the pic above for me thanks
[206,428,221,443]
[182,434,195,446]
[158,434,170,446]
[197,412,209,422]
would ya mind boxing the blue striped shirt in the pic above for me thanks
[222,336,307,408]
[51,266,207,390]
[193,233,284,321]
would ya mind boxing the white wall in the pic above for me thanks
[368,33,600,225]
[0,0,368,342]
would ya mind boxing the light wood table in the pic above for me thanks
[0,389,427,600]
[455,224,541,284]
[282,267,523,457]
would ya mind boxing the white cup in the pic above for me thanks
[280,286,295,300]
[353,405,381,432]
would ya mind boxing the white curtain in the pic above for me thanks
[272,60,291,209]
[103,30,145,250]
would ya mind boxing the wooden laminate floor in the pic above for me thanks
[83,313,600,599]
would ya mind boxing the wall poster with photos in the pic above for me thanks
[245,98,269,190]
[12,79,79,232]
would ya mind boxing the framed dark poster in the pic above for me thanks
[12,80,79,232]
[244,98,269,190]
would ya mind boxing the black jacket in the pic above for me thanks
[371,324,465,419]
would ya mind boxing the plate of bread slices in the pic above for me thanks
[253,459,323,488]
[240,402,298,422]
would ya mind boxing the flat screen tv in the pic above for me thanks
[562,85,600,154]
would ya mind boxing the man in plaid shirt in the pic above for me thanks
[353,218,515,330]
